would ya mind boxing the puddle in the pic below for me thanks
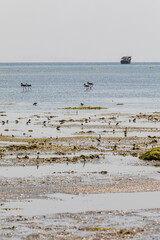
[0,162,159,179]
[1,191,160,217]
[1,155,160,180]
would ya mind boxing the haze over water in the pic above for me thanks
[0,62,160,113]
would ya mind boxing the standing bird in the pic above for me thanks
[96,135,101,145]
[84,83,90,88]
[87,82,94,86]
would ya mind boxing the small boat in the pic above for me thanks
[120,56,131,64]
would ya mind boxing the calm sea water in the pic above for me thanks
[0,62,160,113]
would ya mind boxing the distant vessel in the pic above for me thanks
[120,56,131,64]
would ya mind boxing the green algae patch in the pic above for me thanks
[76,130,95,135]
[117,229,138,238]
[140,147,160,161]
[90,67,98,70]
[62,106,107,110]
[33,115,40,118]
[79,227,141,238]
[0,136,33,143]
[0,103,16,105]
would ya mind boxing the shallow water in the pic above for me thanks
[1,191,160,217]
[1,155,159,180]
[1,62,160,114]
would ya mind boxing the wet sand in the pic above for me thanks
[0,110,160,239]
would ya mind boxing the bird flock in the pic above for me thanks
[84,82,94,88]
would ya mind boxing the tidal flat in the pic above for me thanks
[1,109,160,239]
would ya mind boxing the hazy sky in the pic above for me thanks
[0,0,160,62]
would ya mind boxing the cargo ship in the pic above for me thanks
[120,56,131,64]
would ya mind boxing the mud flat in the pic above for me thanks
[0,110,160,239]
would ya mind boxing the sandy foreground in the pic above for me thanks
[0,110,160,239]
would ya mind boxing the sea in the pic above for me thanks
[0,62,160,114]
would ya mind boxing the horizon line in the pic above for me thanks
[0,61,159,64]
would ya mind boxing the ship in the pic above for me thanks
[120,56,131,64]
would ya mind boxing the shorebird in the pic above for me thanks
[21,83,32,87]
[56,126,60,131]
[87,81,94,86]
[33,102,37,106]
[43,121,46,127]
[85,119,88,123]
[21,83,32,91]
[113,144,117,150]
[84,83,90,88]
[37,152,40,159]
[59,120,65,124]
[124,128,127,137]
[96,135,101,144]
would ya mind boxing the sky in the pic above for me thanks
[0,0,160,62]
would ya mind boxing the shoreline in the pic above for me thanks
[1,109,160,239]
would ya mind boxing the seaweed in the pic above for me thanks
[62,106,107,110]
[0,103,16,105]
[140,147,160,161]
